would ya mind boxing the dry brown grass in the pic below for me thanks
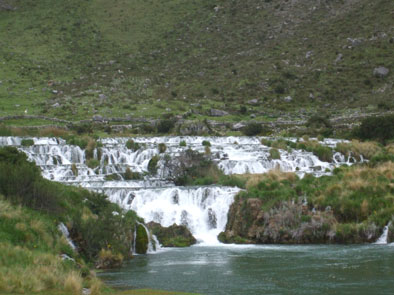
[0,198,22,219]
[39,127,69,137]
[89,277,104,295]
[336,140,381,159]
[64,271,83,295]
[244,169,297,190]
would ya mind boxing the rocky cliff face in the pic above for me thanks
[219,196,382,244]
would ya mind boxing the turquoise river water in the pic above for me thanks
[99,244,394,295]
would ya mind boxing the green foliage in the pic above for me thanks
[21,139,34,147]
[158,143,167,153]
[86,159,100,169]
[148,155,160,175]
[179,140,187,147]
[0,147,142,266]
[124,168,142,180]
[126,139,140,151]
[202,140,211,147]
[242,123,262,136]
[135,224,148,254]
[269,148,281,159]
[355,115,394,143]
[157,119,175,134]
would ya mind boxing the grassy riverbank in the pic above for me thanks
[220,143,394,244]
[0,147,144,294]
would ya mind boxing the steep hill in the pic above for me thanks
[0,0,393,127]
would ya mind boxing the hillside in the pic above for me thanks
[0,0,393,130]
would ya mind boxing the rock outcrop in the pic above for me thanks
[147,222,197,247]
[219,196,381,244]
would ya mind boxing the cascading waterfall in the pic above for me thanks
[0,136,357,247]
[58,223,77,251]
[126,186,241,245]
[133,222,162,254]
[375,222,392,245]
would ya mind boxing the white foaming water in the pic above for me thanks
[58,223,77,251]
[126,186,241,245]
[0,136,355,246]
[375,222,391,245]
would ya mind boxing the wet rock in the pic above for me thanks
[147,222,197,247]
[373,67,389,77]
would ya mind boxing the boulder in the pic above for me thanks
[373,67,389,77]
[210,108,229,117]
[147,222,197,247]
[247,99,259,105]
[179,121,210,135]
[92,115,104,122]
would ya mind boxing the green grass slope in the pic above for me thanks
[0,0,393,125]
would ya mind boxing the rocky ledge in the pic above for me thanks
[147,222,197,247]
[219,196,386,244]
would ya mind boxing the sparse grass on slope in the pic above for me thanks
[0,0,392,127]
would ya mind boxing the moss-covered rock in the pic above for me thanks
[135,224,149,254]
[147,222,196,247]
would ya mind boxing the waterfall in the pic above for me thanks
[133,221,161,254]
[58,223,77,251]
[0,136,355,247]
[375,222,391,245]
[125,186,240,245]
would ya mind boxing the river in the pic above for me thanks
[99,244,394,295]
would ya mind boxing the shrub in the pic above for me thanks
[179,140,187,147]
[71,164,78,176]
[126,139,140,151]
[157,119,175,133]
[269,148,281,159]
[202,140,211,147]
[86,159,100,169]
[21,139,34,147]
[135,224,148,254]
[148,155,159,174]
[124,168,142,180]
[242,123,262,136]
[356,115,394,143]
[158,143,167,153]
[64,271,83,295]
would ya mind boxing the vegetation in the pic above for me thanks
[158,143,167,154]
[242,123,262,136]
[126,139,141,152]
[230,150,394,243]
[1,0,391,132]
[148,155,160,175]
[354,115,394,144]
[0,147,143,293]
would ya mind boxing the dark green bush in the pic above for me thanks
[148,155,159,174]
[158,143,167,153]
[202,140,211,147]
[126,139,140,151]
[242,123,262,136]
[179,140,187,147]
[21,139,34,147]
[356,115,394,143]
[124,168,142,180]
[157,119,175,133]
